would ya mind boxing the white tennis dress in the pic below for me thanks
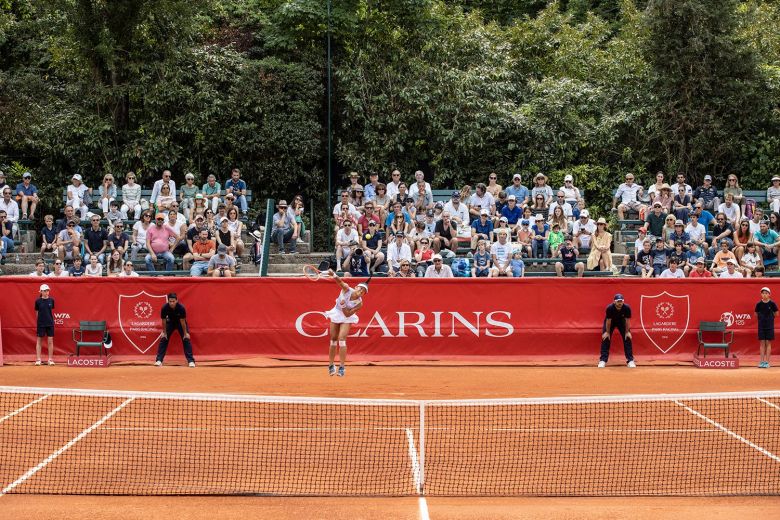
[324,288,362,324]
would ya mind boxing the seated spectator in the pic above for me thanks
[271,200,297,255]
[644,202,667,239]
[121,171,145,219]
[358,200,381,235]
[490,231,512,277]
[500,195,522,227]
[385,201,410,236]
[723,174,744,208]
[667,220,690,249]
[0,187,19,246]
[688,257,712,278]
[515,220,533,257]
[48,259,69,277]
[754,265,766,278]
[686,213,708,255]
[560,174,583,208]
[684,242,704,275]
[669,241,687,270]
[108,220,130,257]
[393,182,410,206]
[30,259,47,277]
[54,205,78,234]
[387,231,412,274]
[634,239,654,278]
[0,210,14,255]
[750,208,764,234]
[83,215,108,264]
[66,174,91,219]
[572,210,595,253]
[432,202,445,221]
[0,171,7,194]
[718,258,743,278]
[204,208,218,233]
[402,197,417,222]
[183,214,211,269]
[208,244,236,277]
[555,238,585,277]
[191,193,207,221]
[509,249,526,278]
[768,176,780,214]
[443,191,469,226]
[106,249,124,277]
[131,211,153,261]
[412,183,433,216]
[364,171,380,200]
[472,240,492,277]
[469,183,495,219]
[646,171,665,202]
[217,218,236,257]
[530,193,548,220]
[413,236,434,276]
[572,199,586,220]
[530,218,550,261]
[718,193,741,226]
[741,242,762,277]
[144,213,178,272]
[660,258,685,278]
[221,196,236,221]
[548,192,573,220]
[119,260,139,277]
[57,221,81,262]
[68,256,85,277]
[345,247,370,277]
[548,206,569,235]
[471,209,493,250]
[15,171,38,219]
[691,201,715,233]
[225,168,248,215]
[495,190,509,215]
[179,173,199,220]
[350,186,366,214]
[673,185,692,222]
[612,173,644,220]
[711,240,737,275]
[226,207,245,256]
[155,183,175,212]
[493,216,514,243]
[105,200,123,224]
[424,254,453,277]
[660,214,677,243]
[40,214,57,256]
[165,210,188,257]
[505,174,529,206]
[587,218,612,271]
[710,213,734,251]
[733,219,753,261]
[335,220,360,270]
[549,223,565,258]
[433,212,460,253]
[84,254,103,277]
[150,170,176,207]
[98,174,117,215]
[422,209,437,237]
[693,175,720,213]
[372,183,391,219]
[755,219,780,266]
[361,221,386,272]
[486,172,502,199]
[202,174,222,213]
[771,211,780,233]
[674,173,693,197]
[395,258,415,277]
[655,184,673,213]
[189,229,216,276]
[531,173,553,206]
[651,237,669,276]
[405,219,426,249]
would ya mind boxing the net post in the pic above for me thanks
[419,401,425,495]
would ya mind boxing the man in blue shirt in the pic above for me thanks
[470,209,494,249]
[504,174,529,206]
[225,168,248,215]
[15,171,38,220]
[500,195,522,226]
[691,202,714,238]
[755,220,780,266]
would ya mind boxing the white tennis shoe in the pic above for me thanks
[627,360,636,368]
[188,362,196,368]
[597,361,606,368]
[154,360,162,366]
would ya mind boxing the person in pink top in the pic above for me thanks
[145,213,178,271]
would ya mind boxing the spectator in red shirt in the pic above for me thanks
[358,200,381,235]
[688,257,712,278]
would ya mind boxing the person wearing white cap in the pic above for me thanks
[768,176,780,214]
[34,284,56,366]
[572,209,595,253]
[559,174,582,207]
[179,172,200,220]
[15,171,38,220]
[66,174,92,219]
[755,287,778,368]
[717,258,743,278]
[505,173,529,206]
[323,269,369,377]
[693,175,719,212]
[424,253,454,278]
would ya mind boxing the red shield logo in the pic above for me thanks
[640,291,690,354]
[118,291,167,354]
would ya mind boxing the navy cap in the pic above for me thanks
[614,294,624,301]
[452,191,460,198]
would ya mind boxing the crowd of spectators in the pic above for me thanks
[0,168,251,277]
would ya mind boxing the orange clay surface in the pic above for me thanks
[0,364,779,519]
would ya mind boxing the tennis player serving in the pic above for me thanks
[324,269,369,377]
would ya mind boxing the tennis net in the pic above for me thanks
[0,386,779,496]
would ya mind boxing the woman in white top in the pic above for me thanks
[98,174,117,215]
[486,173,502,198]
[768,176,780,214]
[66,174,91,219]
[323,270,368,378]
[646,171,665,202]
[48,259,69,277]
[84,254,103,277]
[121,172,144,219]
[106,249,124,277]
[226,207,245,256]
[131,211,153,260]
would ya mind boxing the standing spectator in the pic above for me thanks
[40,215,58,256]
[472,240,492,277]
[490,231,512,277]
[83,215,108,264]
[208,244,236,277]
[98,174,117,215]
[386,170,402,199]
[659,258,685,278]
[433,212,460,254]
[108,220,130,257]
[144,213,177,271]
[66,174,91,219]
[119,260,139,277]
[530,217,550,261]
[335,220,359,270]
[469,183,496,219]
[555,237,585,277]
[424,254,453,278]
[755,219,780,266]
[718,258,743,278]
[364,171,380,200]
[150,170,176,206]
[505,174,529,206]
[189,228,218,276]
[57,221,81,262]
[48,259,69,277]
[106,249,124,277]
[768,176,780,214]
[179,173,200,220]
[693,175,720,213]
[587,218,613,271]
[443,191,469,226]
[30,259,47,277]
[202,174,222,213]
[573,210,595,254]
[486,172,502,199]
[131,211,153,261]
[755,287,778,368]
[408,170,431,199]
[225,169,248,215]
[718,193,742,226]
[271,200,297,254]
[531,173,554,206]
[360,221,386,272]
[413,236,434,277]
[470,209,494,250]
[15,171,38,220]
[559,174,583,207]
[387,231,412,274]
[155,293,195,368]
[598,294,636,368]
[68,257,85,277]
[34,284,56,366]
[612,173,644,220]
[120,171,144,219]
[84,254,103,277]
[673,185,692,222]
[688,257,712,278]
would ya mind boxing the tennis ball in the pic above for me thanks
[365,234,372,240]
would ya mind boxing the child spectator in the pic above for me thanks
[555,238,585,277]
[651,238,668,277]
[684,242,704,276]
[741,242,762,277]
[548,223,565,258]
[509,250,526,278]
[105,200,123,224]
[635,240,654,278]
[68,257,86,277]
[471,209,493,250]
[688,257,712,278]
[472,240,492,277]
[84,254,103,277]
[711,239,737,275]
[516,220,533,258]
[40,215,57,256]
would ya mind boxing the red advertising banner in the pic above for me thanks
[0,278,775,364]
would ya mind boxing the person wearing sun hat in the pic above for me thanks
[756,287,779,368]
[768,175,780,214]
[598,294,636,368]
[34,284,56,366]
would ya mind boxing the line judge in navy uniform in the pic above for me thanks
[598,293,636,368]
[155,293,195,367]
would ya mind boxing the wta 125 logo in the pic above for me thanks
[720,311,752,328]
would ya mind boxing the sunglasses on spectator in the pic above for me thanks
[489,176,497,180]
[125,262,133,267]
[434,259,442,262]
[54,262,62,265]
[392,173,400,177]
[67,223,76,227]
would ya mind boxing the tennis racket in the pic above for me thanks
[303,264,332,281]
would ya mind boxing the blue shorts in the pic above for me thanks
[758,328,775,341]
[36,326,54,338]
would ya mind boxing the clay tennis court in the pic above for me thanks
[1,365,779,519]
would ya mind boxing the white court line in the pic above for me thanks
[758,397,780,413]
[0,398,134,497]
[0,395,49,425]
[405,428,430,520]
[99,426,718,434]
[675,400,780,463]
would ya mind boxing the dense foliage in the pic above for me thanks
[1,0,778,226]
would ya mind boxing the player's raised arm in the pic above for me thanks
[329,269,350,292]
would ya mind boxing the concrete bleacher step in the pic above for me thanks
[266,252,329,265]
